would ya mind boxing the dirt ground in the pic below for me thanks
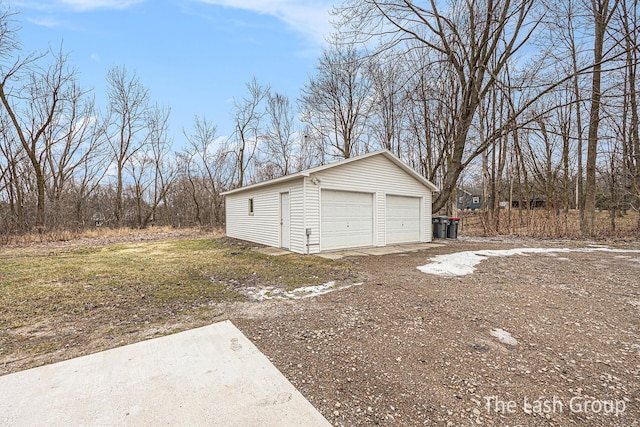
[2,233,638,426]
[229,237,640,426]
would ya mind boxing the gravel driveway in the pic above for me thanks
[231,237,640,426]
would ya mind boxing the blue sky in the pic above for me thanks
[7,0,336,143]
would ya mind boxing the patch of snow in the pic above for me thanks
[584,247,640,254]
[417,247,571,277]
[245,281,363,301]
[490,328,518,346]
[288,281,364,299]
[417,246,640,277]
[416,251,489,276]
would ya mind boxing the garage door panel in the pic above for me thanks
[321,190,373,251]
[386,195,420,244]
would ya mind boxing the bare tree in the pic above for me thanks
[261,91,296,177]
[402,48,452,185]
[0,40,76,228]
[583,0,620,236]
[551,0,590,220]
[367,54,407,156]
[231,78,268,187]
[104,65,150,227]
[300,43,372,160]
[40,84,106,228]
[71,123,109,227]
[617,0,640,228]
[142,104,176,227]
[127,146,152,228]
[124,105,175,228]
[0,113,27,230]
[183,116,233,225]
[336,0,538,212]
[479,78,512,231]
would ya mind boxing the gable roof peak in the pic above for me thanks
[222,149,439,195]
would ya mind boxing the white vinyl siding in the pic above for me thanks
[303,154,432,252]
[225,178,305,253]
[224,151,434,254]
[290,186,306,253]
[320,190,373,251]
[386,195,421,244]
[303,177,321,253]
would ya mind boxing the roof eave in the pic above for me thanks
[221,173,306,196]
[222,149,440,195]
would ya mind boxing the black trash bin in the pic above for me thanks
[432,216,450,238]
[447,217,460,239]
[431,217,439,238]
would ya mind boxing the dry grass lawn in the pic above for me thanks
[0,233,353,374]
[459,209,640,239]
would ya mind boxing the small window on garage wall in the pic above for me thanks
[248,198,254,215]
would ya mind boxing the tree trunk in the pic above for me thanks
[116,162,124,227]
[622,3,640,230]
[610,153,617,233]
[34,165,46,228]
[432,101,478,213]
[583,0,610,237]
[9,162,24,230]
[571,28,586,226]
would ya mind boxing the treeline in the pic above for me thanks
[316,0,640,236]
[0,9,299,233]
[1,0,639,238]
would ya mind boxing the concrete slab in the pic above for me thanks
[314,252,345,260]
[253,247,291,256]
[357,246,406,256]
[400,242,445,251]
[316,242,446,259]
[0,321,330,427]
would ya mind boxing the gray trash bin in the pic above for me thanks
[432,216,450,238]
[447,217,460,239]
[431,218,439,238]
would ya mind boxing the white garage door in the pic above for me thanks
[386,195,421,244]
[321,190,373,251]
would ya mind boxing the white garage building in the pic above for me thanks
[222,149,438,254]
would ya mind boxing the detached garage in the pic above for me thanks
[222,149,438,254]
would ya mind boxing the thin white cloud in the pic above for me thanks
[26,15,64,27]
[196,0,335,45]
[11,0,144,12]
[90,52,100,61]
[58,0,143,11]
